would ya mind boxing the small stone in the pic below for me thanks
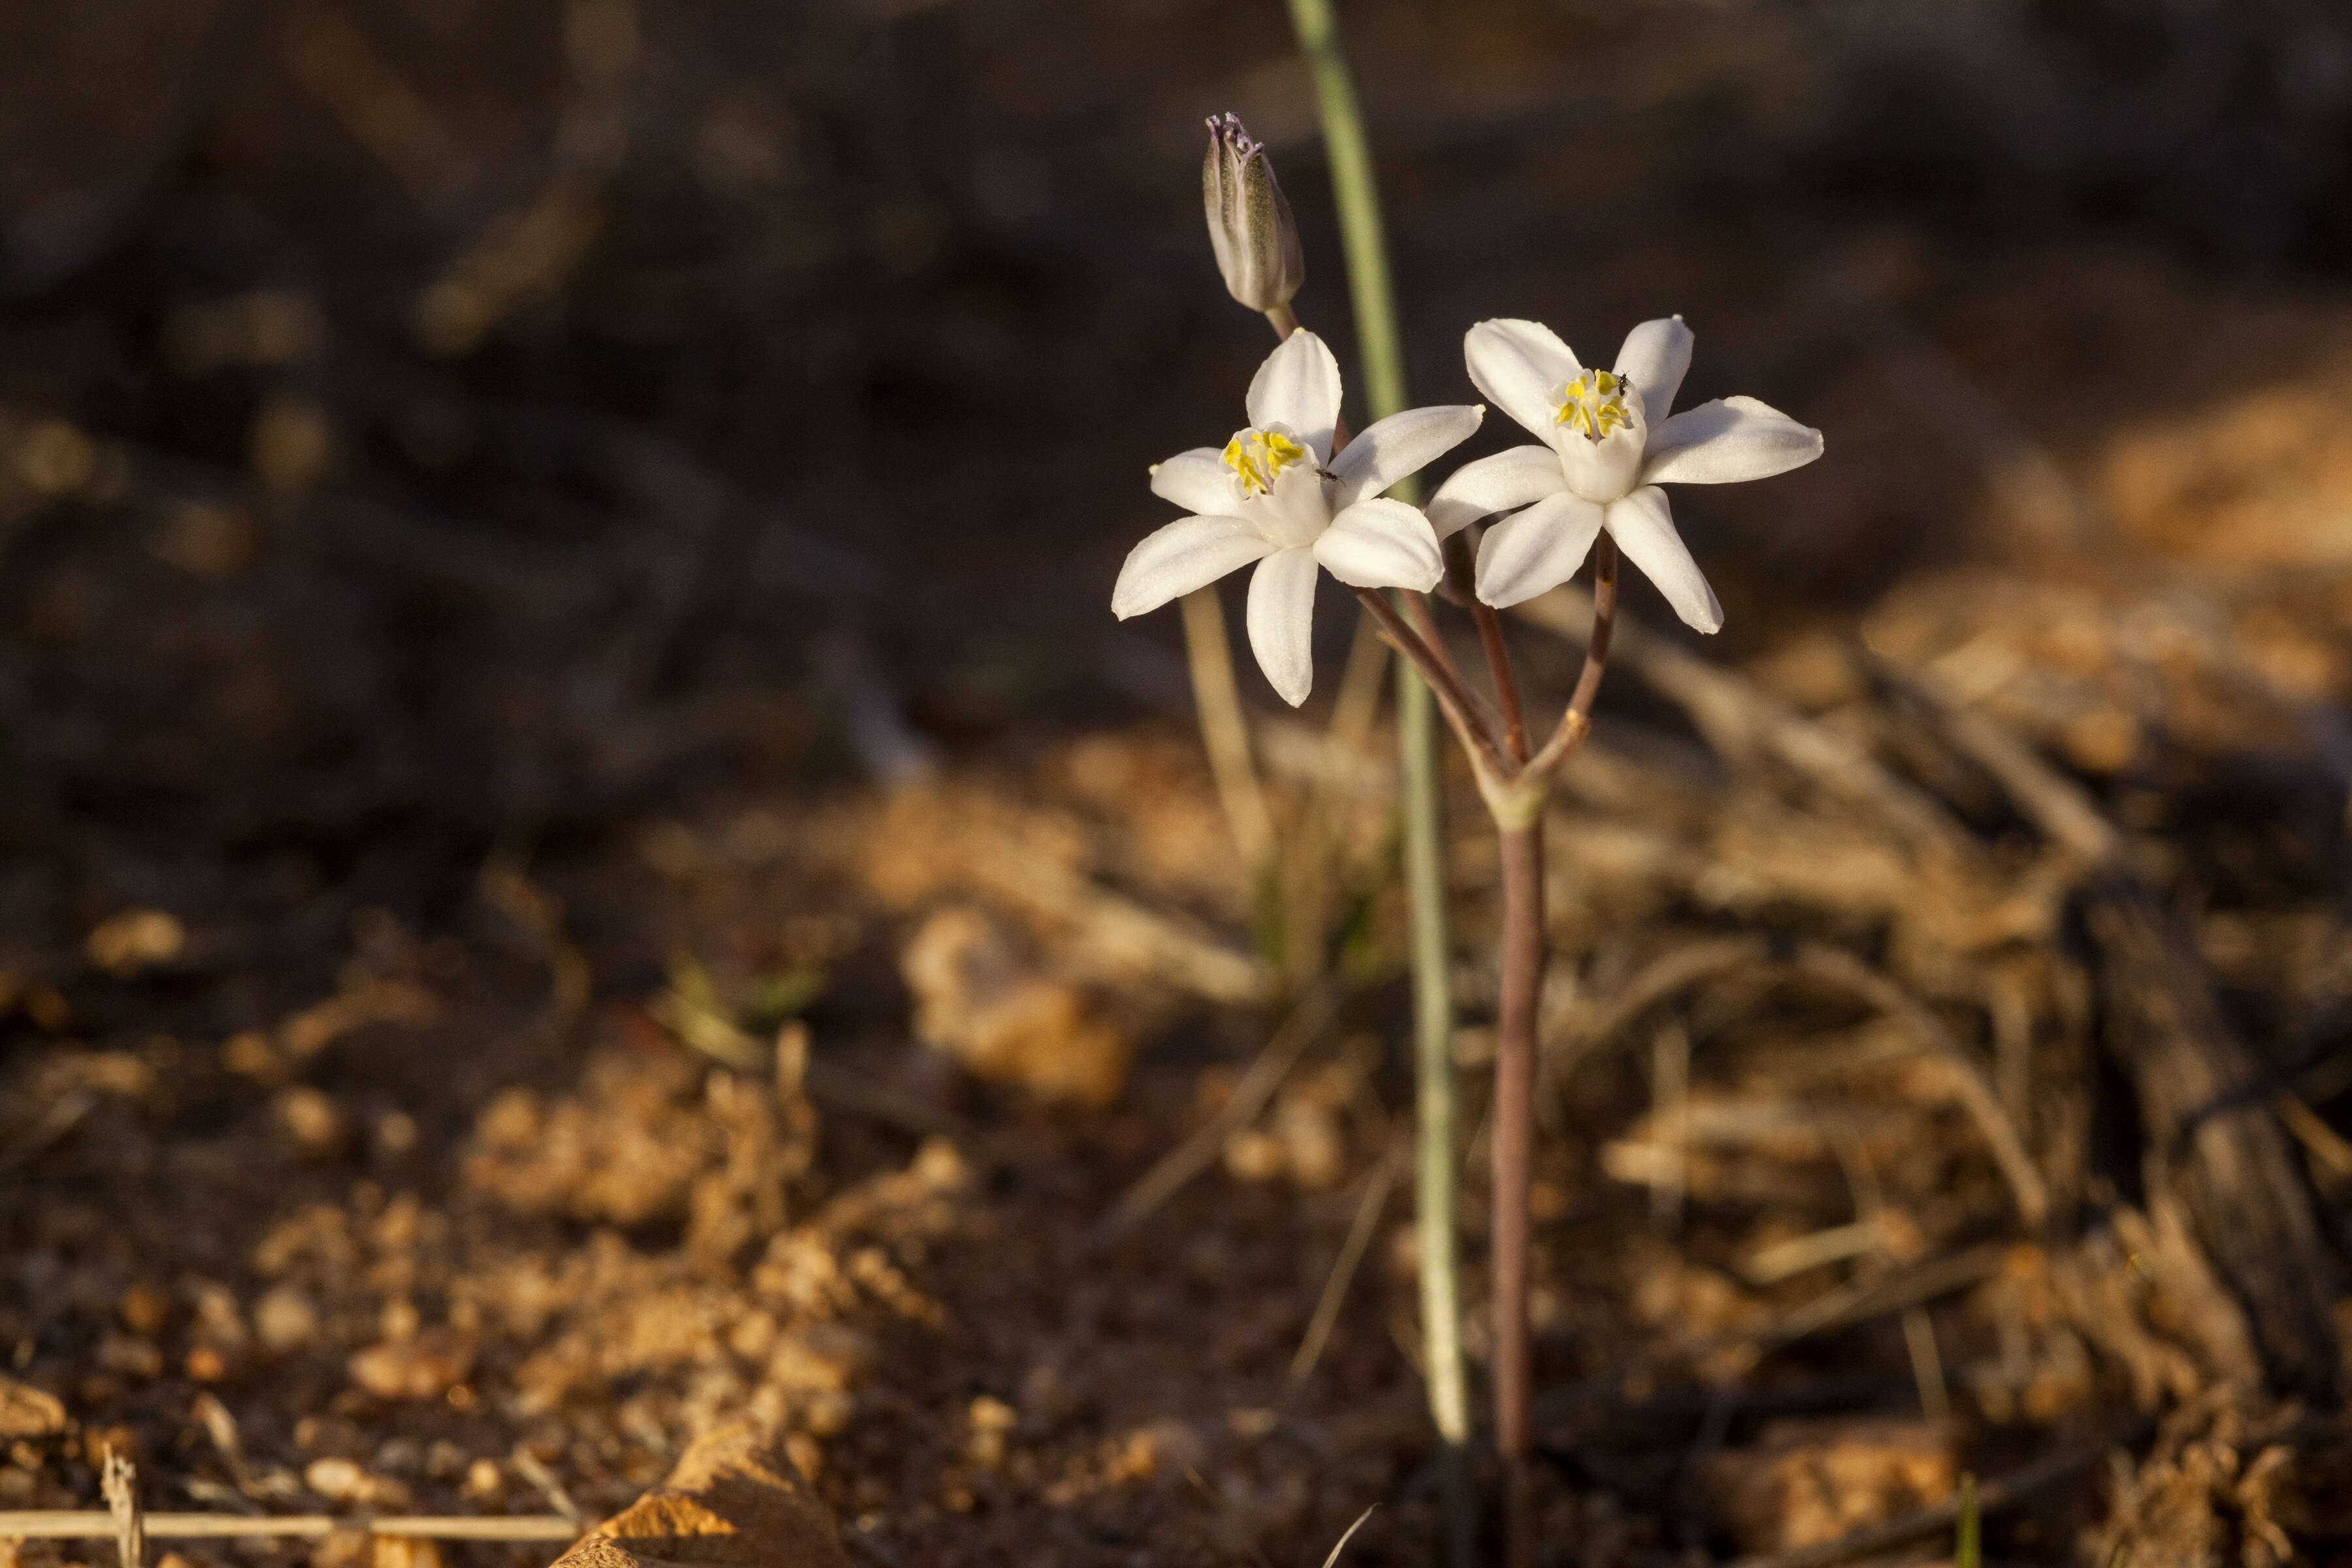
[253,1286,318,1351]
[253,395,334,493]
[86,909,184,973]
[1703,1418,1955,1554]
[76,1053,152,1096]
[545,1423,848,1568]
[1221,1128,1284,1183]
[1269,1095,1345,1190]
[94,1334,162,1379]
[301,1458,408,1510]
[304,1457,370,1501]
[311,1531,372,1568]
[1227,1407,1278,1438]
[900,907,1129,1107]
[765,1331,858,1394]
[966,1396,1016,1469]
[190,1280,249,1350]
[374,1112,418,1155]
[221,1032,281,1078]
[727,1311,779,1362]
[348,1329,475,1401]
[373,1437,423,1475]
[276,1086,344,1153]
[119,1283,171,1335]
[0,1377,65,1439]
[378,1298,421,1343]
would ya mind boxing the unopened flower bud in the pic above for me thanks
[1203,113,1304,314]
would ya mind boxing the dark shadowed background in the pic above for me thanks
[9,5,2352,1564]
[5,0,2351,898]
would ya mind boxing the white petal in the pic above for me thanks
[1149,447,1235,516]
[1313,498,1443,590]
[1426,444,1568,538]
[1641,395,1823,487]
[1246,331,1343,464]
[1246,547,1320,706]
[1472,491,1605,608]
[1558,420,1646,505]
[1463,319,1580,443]
[1613,316,1693,422]
[1604,487,1721,634]
[1249,458,1333,549]
[1111,514,1275,619]
[1326,404,1484,510]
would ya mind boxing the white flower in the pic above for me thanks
[1113,330,1482,706]
[1429,316,1822,632]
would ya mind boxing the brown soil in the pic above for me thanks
[8,2,2352,1565]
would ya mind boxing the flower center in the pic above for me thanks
[1222,426,1311,498]
[1551,370,1634,442]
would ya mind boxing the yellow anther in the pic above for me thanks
[1551,370,1633,442]
[1222,427,1310,498]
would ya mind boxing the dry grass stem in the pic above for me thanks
[1099,978,1345,1238]
[100,1451,142,1568]
[1290,1139,1406,1384]
[0,1514,582,1543]
[1179,586,1279,873]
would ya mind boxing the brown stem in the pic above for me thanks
[1396,590,1456,677]
[1524,534,1619,777]
[1350,587,1505,774]
[1492,819,1545,1559]
[1436,529,1477,608]
[1473,599,1527,763]
[1565,536,1617,727]
[1399,589,1512,748]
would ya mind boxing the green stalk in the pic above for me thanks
[1279,0,1471,1554]
[1282,0,1406,425]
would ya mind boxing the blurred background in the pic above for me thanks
[10,2,2352,1563]
[5,0,2352,887]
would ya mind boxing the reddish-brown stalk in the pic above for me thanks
[1472,600,1529,762]
[1491,813,1543,1567]
[1348,587,1506,781]
[1358,534,1620,1568]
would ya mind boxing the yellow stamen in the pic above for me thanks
[1222,427,1309,498]
[1551,370,1633,442]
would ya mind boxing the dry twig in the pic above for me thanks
[1098,978,1345,1239]
[100,1451,142,1568]
[1291,1139,1407,1384]
[1725,1428,2121,1568]
[0,1514,580,1543]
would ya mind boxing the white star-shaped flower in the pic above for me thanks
[1429,316,1822,632]
[1113,329,1482,705]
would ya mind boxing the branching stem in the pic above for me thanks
[1350,587,1505,779]
[1366,535,1618,1568]
[1276,8,1626,1564]
[1472,599,1528,763]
